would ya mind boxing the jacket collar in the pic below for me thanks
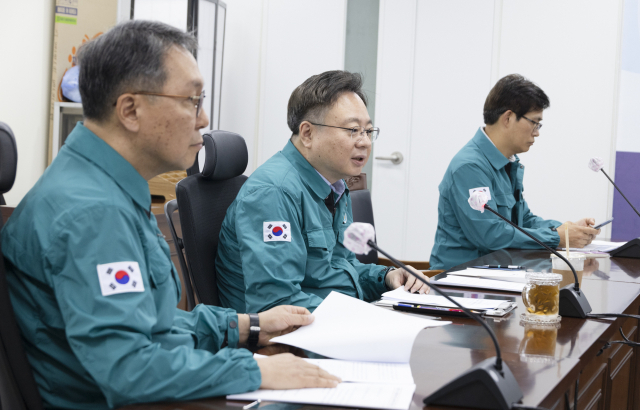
[282,140,334,199]
[472,127,518,170]
[64,123,151,211]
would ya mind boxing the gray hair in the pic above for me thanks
[77,20,198,122]
[287,70,368,135]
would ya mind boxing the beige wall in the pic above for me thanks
[0,0,54,207]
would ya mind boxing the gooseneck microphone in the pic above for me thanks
[468,191,592,318]
[589,157,640,219]
[343,223,523,410]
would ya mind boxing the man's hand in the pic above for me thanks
[238,305,315,346]
[385,265,431,294]
[557,220,600,248]
[256,353,341,389]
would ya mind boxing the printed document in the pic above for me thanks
[447,268,526,283]
[270,291,450,363]
[561,240,625,253]
[228,382,417,410]
[432,274,525,292]
[381,287,509,309]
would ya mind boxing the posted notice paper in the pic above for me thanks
[270,291,450,363]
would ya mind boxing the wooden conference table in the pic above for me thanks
[121,249,640,410]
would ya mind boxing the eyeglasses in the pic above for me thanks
[308,122,380,142]
[522,115,543,131]
[129,90,206,118]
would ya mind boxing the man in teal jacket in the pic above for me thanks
[1,21,339,409]
[216,71,430,313]
[430,74,600,271]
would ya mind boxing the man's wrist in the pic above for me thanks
[238,314,250,345]
[383,266,396,290]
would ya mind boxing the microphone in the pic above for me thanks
[344,223,523,410]
[589,157,640,219]
[469,191,592,318]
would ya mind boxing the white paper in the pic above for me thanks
[228,382,417,410]
[381,287,509,310]
[270,291,450,363]
[304,359,414,384]
[447,268,527,283]
[432,275,525,292]
[561,240,625,253]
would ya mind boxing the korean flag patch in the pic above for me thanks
[97,261,145,297]
[264,221,291,242]
[469,187,492,201]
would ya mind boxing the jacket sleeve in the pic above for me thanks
[234,187,325,313]
[351,253,389,302]
[521,198,562,230]
[47,206,261,408]
[449,164,560,251]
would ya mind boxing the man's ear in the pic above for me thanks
[298,121,314,149]
[500,110,515,129]
[115,93,141,133]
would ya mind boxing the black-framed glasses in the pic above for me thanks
[308,122,380,142]
[522,115,542,131]
[130,90,206,118]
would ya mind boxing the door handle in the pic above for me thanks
[375,151,404,165]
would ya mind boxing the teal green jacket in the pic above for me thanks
[216,140,388,313]
[430,128,561,271]
[1,124,260,409]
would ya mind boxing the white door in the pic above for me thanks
[372,0,622,261]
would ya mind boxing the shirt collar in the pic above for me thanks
[314,170,346,203]
[64,123,151,211]
[282,140,332,199]
[473,127,516,171]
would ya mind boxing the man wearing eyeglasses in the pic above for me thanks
[216,70,430,314]
[1,21,343,409]
[429,74,600,271]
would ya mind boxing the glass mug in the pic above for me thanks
[521,272,562,323]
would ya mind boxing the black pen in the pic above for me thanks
[472,265,524,270]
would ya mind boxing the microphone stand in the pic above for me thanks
[600,169,640,219]
[368,240,523,410]
[482,204,592,318]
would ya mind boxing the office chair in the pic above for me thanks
[170,130,248,307]
[349,190,379,264]
[350,188,441,275]
[0,122,44,410]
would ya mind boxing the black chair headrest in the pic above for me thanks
[0,122,17,194]
[200,130,248,181]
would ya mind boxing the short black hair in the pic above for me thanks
[483,74,550,125]
[287,70,368,135]
[77,20,198,122]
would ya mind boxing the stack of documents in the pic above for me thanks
[447,268,526,283]
[228,359,416,410]
[228,292,448,410]
[269,291,449,362]
[561,239,625,253]
[431,272,525,292]
[381,287,511,310]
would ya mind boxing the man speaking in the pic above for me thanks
[216,71,430,313]
[430,74,600,271]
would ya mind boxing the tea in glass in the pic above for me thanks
[521,272,562,323]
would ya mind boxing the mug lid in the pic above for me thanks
[525,271,563,283]
[550,252,586,260]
